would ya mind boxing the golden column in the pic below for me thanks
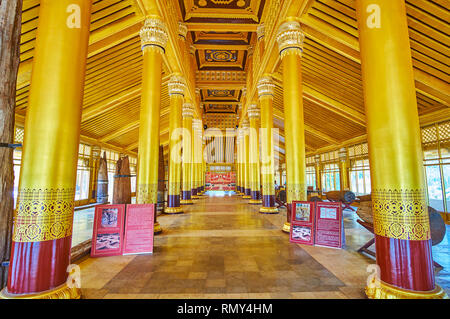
[165,74,186,214]
[0,0,92,299]
[201,135,206,194]
[258,76,278,213]
[314,154,322,192]
[136,17,168,235]
[356,0,447,299]
[181,101,194,205]
[236,102,244,195]
[191,119,200,199]
[338,147,349,190]
[199,123,206,195]
[235,130,241,194]
[248,103,262,204]
[276,20,306,228]
[242,118,252,199]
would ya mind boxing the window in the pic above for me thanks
[422,121,450,212]
[349,158,371,195]
[105,150,120,203]
[129,156,137,193]
[75,144,91,201]
[13,127,24,208]
[321,163,340,192]
[306,165,316,188]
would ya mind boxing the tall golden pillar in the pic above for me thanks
[248,103,262,204]
[199,135,206,195]
[136,17,168,235]
[236,128,244,195]
[257,76,278,213]
[89,145,102,201]
[191,119,200,199]
[356,0,447,299]
[314,154,322,191]
[276,20,306,228]
[338,147,349,191]
[165,74,186,214]
[200,124,206,195]
[181,102,194,205]
[242,119,252,199]
[1,0,92,299]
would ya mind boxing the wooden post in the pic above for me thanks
[0,0,23,289]
[113,156,131,204]
[157,145,165,213]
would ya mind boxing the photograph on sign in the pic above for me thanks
[91,205,126,257]
[289,201,315,245]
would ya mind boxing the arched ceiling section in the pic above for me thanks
[14,0,450,161]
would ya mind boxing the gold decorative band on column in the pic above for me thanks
[137,183,158,204]
[140,17,168,53]
[256,23,265,40]
[286,183,307,202]
[372,189,431,241]
[366,279,448,299]
[276,20,304,60]
[13,188,75,243]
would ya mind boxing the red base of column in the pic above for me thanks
[7,236,72,295]
[376,235,435,291]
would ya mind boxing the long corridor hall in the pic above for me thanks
[76,193,448,299]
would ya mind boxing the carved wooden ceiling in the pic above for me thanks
[14,0,450,162]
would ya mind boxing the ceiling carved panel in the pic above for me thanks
[179,0,265,23]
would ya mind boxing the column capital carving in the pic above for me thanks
[168,74,187,96]
[182,102,194,118]
[247,46,254,57]
[314,154,321,163]
[248,103,260,119]
[190,45,196,56]
[257,23,265,40]
[257,76,275,97]
[140,17,168,52]
[276,20,304,59]
[178,21,188,40]
[242,118,250,129]
[338,147,347,161]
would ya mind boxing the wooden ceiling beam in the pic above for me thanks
[271,73,366,126]
[81,75,170,123]
[81,85,141,122]
[299,16,450,107]
[99,120,140,143]
[15,113,137,157]
[17,15,144,91]
[194,44,250,51]
[196,82,246,90]
[186,23,257,33]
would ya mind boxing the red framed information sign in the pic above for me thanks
[91,204,126,257]
[315,202,343,249]
[123,204,155,255]
[289,201,316,245]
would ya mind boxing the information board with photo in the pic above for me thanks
[315,202,343,249]
[289,201,316,245]
[91,204,126,257]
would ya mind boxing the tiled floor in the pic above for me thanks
[77,192,450,299]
